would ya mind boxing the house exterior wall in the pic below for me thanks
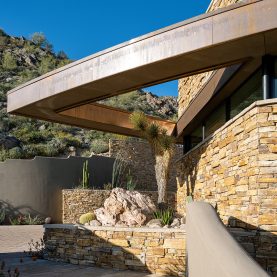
[178,0,240,117]
[176,100,277,273]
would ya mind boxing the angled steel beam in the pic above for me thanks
[59,103,176,137]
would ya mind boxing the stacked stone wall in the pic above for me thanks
[176,100,277,274]
[109,139,183,191]
[45,225,186,276]
[63,189,177,223]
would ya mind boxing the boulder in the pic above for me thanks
[171,218,180,228]
[90,220,101,227]
[147,219,162,228]
[94,207,116,226]
[180,217,186,224]
[95,188,156,227]
[0,136,21,150]
[45,217,51,224]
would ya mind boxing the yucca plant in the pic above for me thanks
[130,111,175,203]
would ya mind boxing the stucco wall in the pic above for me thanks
[0,156,114,223]
[109,139,183,191]
[178,0,240,117]
[176,100,277,273]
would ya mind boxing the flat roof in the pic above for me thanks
[7,0,277,137]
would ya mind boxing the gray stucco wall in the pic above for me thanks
[0,156,114,223]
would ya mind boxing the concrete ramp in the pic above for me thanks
[186,202,269,277]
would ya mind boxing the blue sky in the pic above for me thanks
[1,0,210,96]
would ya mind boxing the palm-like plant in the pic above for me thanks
[130,111,175,204]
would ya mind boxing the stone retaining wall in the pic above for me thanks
[63,189,177,223]
[44,225,186,276]
[176,100,277,274]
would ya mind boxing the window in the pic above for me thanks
[191,125,203,149]
[230,69,263,118]
[273,58,277,98]
[205,104,226,138]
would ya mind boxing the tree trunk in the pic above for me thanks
[154,151,171,204]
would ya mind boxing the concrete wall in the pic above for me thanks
[186,202,268,277]
[0,156,114,223]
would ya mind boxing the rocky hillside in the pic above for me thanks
[0,29,177,161]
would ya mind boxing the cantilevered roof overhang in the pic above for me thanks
[7,0,277,137]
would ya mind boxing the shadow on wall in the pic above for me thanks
[0,200,42,224]
[0,156,115,223]
[177,141,209,200]
[228,217,277,276]
[44,227,186,276]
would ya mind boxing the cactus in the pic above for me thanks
[79,212,95,225]
[82,160,90,189]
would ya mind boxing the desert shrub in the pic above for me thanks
[57,50,68,59]
[79,212,95,224]
[90,140,109,154]
[103,183,113,190]
[112,155,128,188]
[0,209,5,224]
[18,69,39,84]
[38,56,56,74]
[26,238,45,259]
[30,32,52,51]
[24,41,38,54]
[126,169,137,191]
[2,52,17,70]
[0,91,6,102]
[8,147,24,159]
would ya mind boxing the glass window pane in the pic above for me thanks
[205,105,226,137]
[273,58,277,98]
[230,69,262,118]
[191,125,203,148]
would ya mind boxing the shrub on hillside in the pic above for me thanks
[2,52,17,70]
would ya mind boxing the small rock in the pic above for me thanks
[84,223,89,226]
[180,224,186,229]
[163,225,169,228]
[90,220,101,227]
[146,219,162,228]
[39,125,46,131]
[180,217,186,224]
[115,221,128,227]
[45,217,51,224]
[171,218,180,228]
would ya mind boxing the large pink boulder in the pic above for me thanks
[95,188,156,227]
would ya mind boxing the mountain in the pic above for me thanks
[0,29,177,161]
